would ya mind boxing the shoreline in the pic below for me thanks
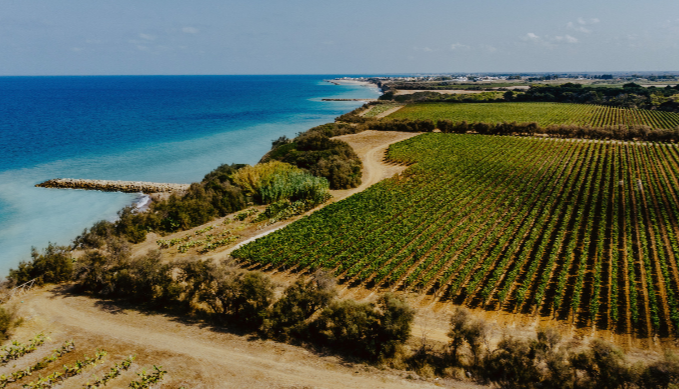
[4,76,378,269]
[325,78,379,89]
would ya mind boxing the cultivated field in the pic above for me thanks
[234,133,679,338]
[387,102,679,129]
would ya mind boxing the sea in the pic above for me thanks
[0,75,381,276]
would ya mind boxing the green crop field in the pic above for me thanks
[235,133,679,337]
[387,102,679,129]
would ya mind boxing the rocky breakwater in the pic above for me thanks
[36,178,191,194]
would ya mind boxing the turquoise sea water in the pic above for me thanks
[0,75,380,275]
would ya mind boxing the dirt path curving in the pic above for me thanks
[374,105,404,118]
[14,287,486,388]
[329,130,420,201]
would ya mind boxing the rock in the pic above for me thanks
[36,178,190,194]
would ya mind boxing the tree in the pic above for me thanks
[9,243,73,285]
[199,268,274,330]
[312,293,414,361]
[266,270,336,340]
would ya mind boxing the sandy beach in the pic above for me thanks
[326,78,379,88]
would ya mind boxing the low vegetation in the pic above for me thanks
[9,240,416,362]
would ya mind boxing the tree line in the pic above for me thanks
[356,117,679,143]
[511,83,679,112]
[376,82,679,111]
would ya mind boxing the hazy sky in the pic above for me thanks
[1,0,678,75]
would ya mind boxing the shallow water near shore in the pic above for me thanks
[0,75,379,275]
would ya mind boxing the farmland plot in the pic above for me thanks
[234,133,679,337]
[387,102,679,129]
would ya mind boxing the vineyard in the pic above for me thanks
[234,133,679,337]
[0,333,166,388]
[387,102,679,129]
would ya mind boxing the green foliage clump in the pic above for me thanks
[75,248,174,307]
[8,243,73,286]
[264,270,336,340]
[73,252,414,363]
[198,268,274,328]
[72,160,330,250]
[311,293,414,361]
[73,163,248,246]
[437,308,679,389]
[263,123,363,189]
[232,161,330,205]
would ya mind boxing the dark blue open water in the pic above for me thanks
[0,75,380,274]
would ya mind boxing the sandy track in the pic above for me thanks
[15,288,486,388]
[330,130,420,201]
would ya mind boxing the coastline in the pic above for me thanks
[325,78,379,89]
[2,76,380,270]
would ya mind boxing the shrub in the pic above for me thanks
[265,270,336,340]
[75,249,174,307]
[484,337,542,389]
[198,267,274,329]
[231,161,297,198]
[262,123,363,190]
[231,161,330,205]
[259,169,330,205]
[9,243,74,286]
[447,308,488,367]
[311,293,414,361]
[639,352,679,388]
[570,339,632,389]
[0,306,22,341]
[72,220,115,249]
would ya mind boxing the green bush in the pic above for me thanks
[265,271,336,340]
[260,170,330,205]
[311,293,414,361]
[263,123,363,190]
[484,337,542,388]
[638,352,679,388]
[9,243,74,286]
[75,249,173,307]
[72,220,115,249]
[74,163,248,244]
[197,267,274,329]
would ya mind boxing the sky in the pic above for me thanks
[1,0,678,75]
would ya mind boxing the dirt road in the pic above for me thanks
[13,287,487,388]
